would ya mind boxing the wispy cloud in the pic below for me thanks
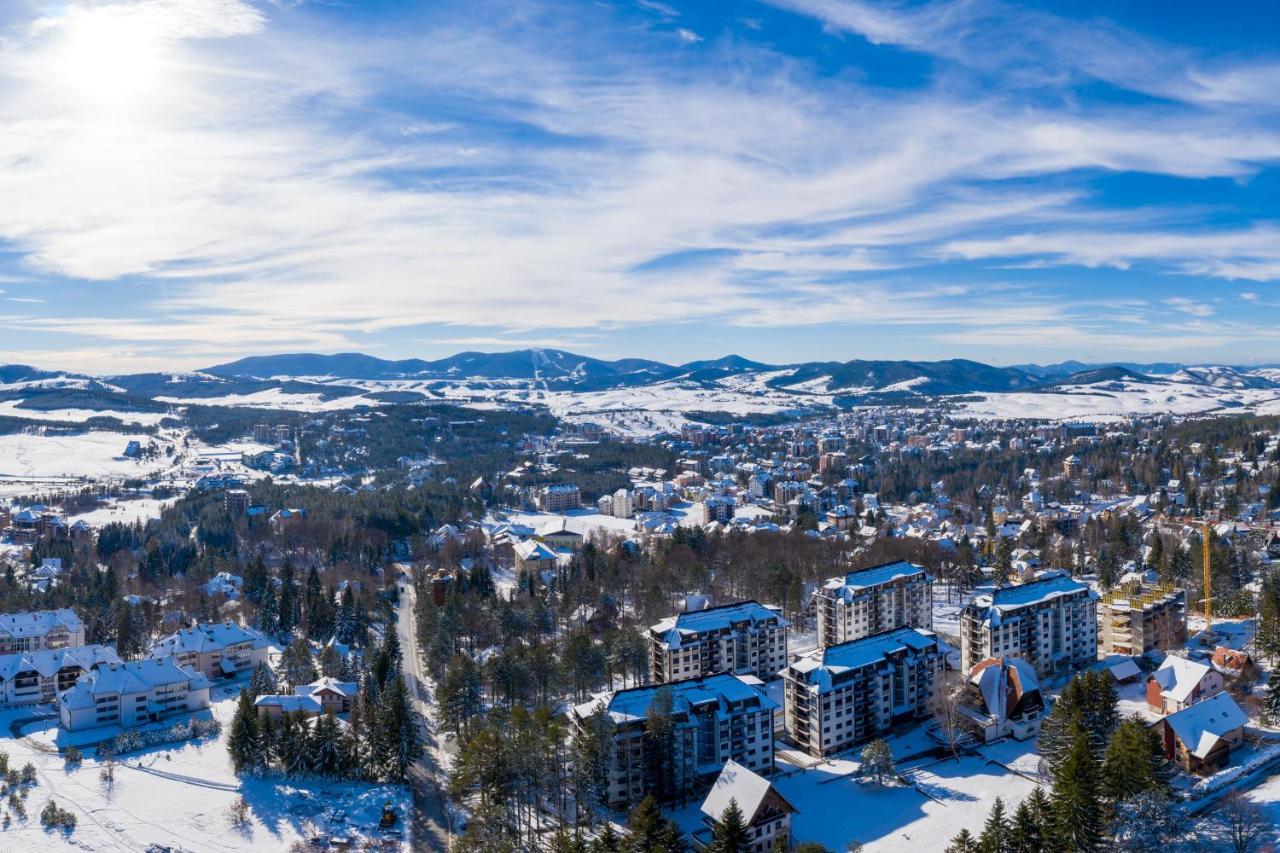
[1,1,1280,369]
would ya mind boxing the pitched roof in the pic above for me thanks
[1149,655,1214,704]
[0,608,83,640]
[1161,692,1247,759]
[0,644,120,683]
[822,561,930,598]
[573,673,777,726]
[650,600,788,647]
[700,759,795,824]
[61,658,208,710]
[788,627,939,689]
[149,621,270,657]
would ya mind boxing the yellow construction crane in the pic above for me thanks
[1201,519,1213,638]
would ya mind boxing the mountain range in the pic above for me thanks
[6,350,1280,431]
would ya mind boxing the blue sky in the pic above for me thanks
[4,0,1280,372]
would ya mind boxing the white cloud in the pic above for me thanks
[0,1,1279,369]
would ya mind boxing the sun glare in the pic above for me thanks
[54,10,166,110]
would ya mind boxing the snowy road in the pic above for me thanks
[397,578,453,850]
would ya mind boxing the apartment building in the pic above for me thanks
[0,609,86,654]
[960,573,1097,678]
[59,658,211,732]
[148,621,271,680]
[649,600,789,684]
[815,561,933,648]
[781,627,943,758]
[1097,582,1186,656]
[537,483,581,512]
[0,645,121,708]
[569,673,777,808]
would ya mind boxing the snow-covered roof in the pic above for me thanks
[62,658,208,709]
[788,627,939,689]
[149,621,270,658]
[969,573,1091,618]
[1149,655,1214,704]
[0,608,82,640]
[1161,692,1247,759]
[700,759,793,824]
[822,560,930,598]
[255,694,323,714]
[573,673,776,726]
[0,644,120,683]
[650,600,788,648]
[297,676,358,698]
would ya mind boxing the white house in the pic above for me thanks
[0,609,86,654]
[1146,655,1224,715]
[60,659,211,732]
[0,645,121,708]
[148,621,271,680]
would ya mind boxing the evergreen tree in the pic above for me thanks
[709,798,750,853]
[226,689,262,774]
[248,662,277,700]
[278,563,299,635]
[280,637,318,689]
[1263,667,1280,726]
[625,796,683,853]
[309,712,345,777]
[977,797,1009,853]
[945,829,980,853]
[1050,727,1103,852]
[591,824,622,853]
[1007,800,1042,853]
[857,738,896,786]
[1102,715,1170,801]
[438,653,484,739]
[258,581,280,635]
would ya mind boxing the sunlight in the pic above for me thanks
[53,9,167,110]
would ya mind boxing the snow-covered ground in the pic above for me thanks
[0,683,410,851]
[0,431,183,499]
[69,496,179,527]
[156,388,377,412]
[950,379,1280,423]
[673,731,1043,852]
[0,400,173,427]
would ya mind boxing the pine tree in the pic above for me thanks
[226,689,262,774]
[258,581,279,635]
[709,798,750,853]
[309,712,344,777]
[438,654,483,739]
[1023,786,1052,840]
[1050,727,1103,852]
[857,738,896,786]
[278,563,299,635]
[977,796,1009,853]
[1264,667,1280,726]
[280,637,318,690]
[591,824,622,853]
[248,662,277,700]
[1102,715,1170,801]
[946,828,980,853]
[1007,800,1041,853]
[625,796,683,853]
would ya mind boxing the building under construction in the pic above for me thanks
[1097,582,1187,657]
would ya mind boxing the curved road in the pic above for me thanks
[397,578,453,851]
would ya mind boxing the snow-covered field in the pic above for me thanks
[674,732,1043,852]
[0,431,182,498]
[0,684,410,851]
[156,388,376,412]
[69,497,178,527]
[950,379,1280,422]
[0,400,173,427]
